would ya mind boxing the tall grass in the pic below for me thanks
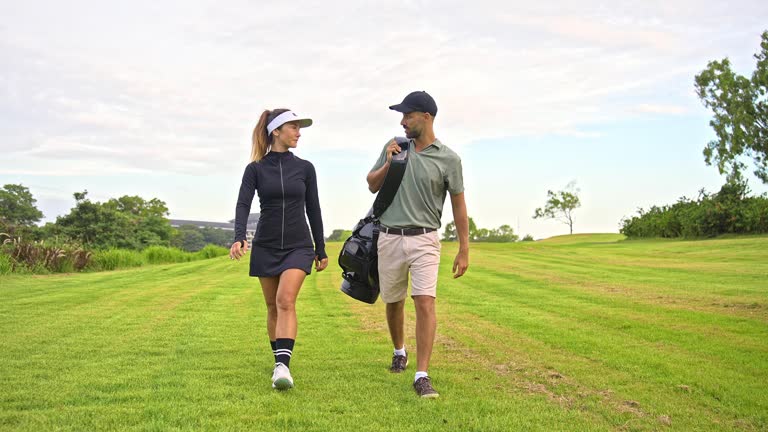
[141,244,228,264]
[90,249,145,271]
[0,233,91,274]
[88,245,228,271]
[0,253,12,276]
[195,244,227,259]
[142,245,193,264]
[0,232,229,275]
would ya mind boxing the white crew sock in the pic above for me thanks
[394,347,406,357]
[415,371,428,382]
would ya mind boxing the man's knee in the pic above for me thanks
[413,295,436,313]
[386,299,406,315]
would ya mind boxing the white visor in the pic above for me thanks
[266,111,313,135]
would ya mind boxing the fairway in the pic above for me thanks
[1,235,766,431]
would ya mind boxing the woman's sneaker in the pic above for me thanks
[272,363,294,390]
[413,376,439,398]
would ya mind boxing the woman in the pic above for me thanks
[230,108,328,390]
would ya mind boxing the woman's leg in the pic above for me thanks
[273,269,307,368]
[275,269,307,339]
[259,276,280,342]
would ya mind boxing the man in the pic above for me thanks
[366,90,470,398]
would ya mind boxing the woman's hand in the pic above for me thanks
[230,240,248,260]
[314,256,328,272]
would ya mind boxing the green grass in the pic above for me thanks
[0,235,766,431]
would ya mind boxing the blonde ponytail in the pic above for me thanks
[251,108,290,162]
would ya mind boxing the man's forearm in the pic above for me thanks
[451,193,470,251]
[366,162,390,193]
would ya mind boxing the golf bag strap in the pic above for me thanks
[372,140,410,218]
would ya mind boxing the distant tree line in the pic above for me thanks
[0,185,230,252]
[327,217,524,243]
[442,217,519,242]
[172,225,232,251]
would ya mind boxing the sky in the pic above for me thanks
[2,0,767,240]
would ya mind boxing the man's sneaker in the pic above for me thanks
[389,353,408,373]
[272,363,294,390]
[413,376,439,398]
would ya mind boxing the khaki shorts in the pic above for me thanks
[377,230,441,303]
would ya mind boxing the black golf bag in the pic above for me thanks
[339,213,381,303]
[338,137,410,304]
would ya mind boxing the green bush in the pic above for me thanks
[621,180,768,238]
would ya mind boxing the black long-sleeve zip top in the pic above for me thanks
[234,151,326,260]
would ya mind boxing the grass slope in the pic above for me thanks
[1,235,766,431]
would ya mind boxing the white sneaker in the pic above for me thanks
[271,363,294,390]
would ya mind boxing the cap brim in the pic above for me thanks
[388,103,414,113]
[285,118,312,128]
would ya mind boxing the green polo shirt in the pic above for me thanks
[370,138,464,229]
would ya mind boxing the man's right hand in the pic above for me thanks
[385,138,402,163]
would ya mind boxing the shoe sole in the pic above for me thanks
[420,392,439,399]
[273,378,294,390]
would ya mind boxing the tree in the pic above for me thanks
[486,224,518,242]
[171,225,233,251]
[442,218,518,242]
[694,30,768,183]
[326,229,352,242]
[442,221,456,241]
[56,191,172,249]
[171,225,207,252]
[105,195,172,247]
[533,182,581,234]
[0,184,44,227]
[442,217,477,241]
[200,226,232,247]
[56,191,131,248]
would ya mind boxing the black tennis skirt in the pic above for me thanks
[249,244,315,277]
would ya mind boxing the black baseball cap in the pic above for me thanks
[389,91,437,116]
